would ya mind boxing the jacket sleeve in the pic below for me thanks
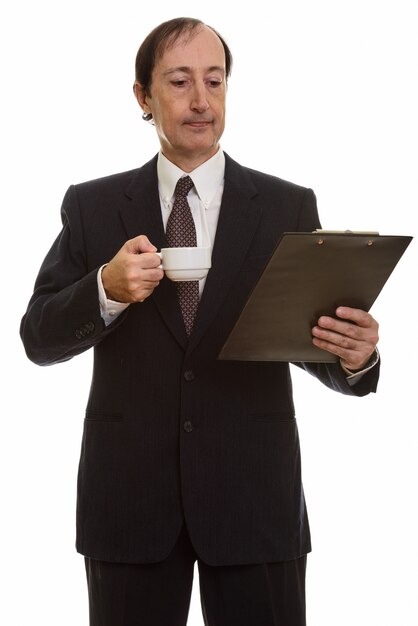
[294,359,380,397]
[20,185,127,366]
[294,187,380,397]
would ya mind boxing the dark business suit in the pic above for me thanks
[21,153,379,622]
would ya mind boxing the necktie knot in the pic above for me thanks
[175,175,194,198]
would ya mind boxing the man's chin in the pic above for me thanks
[188,143,219,160]
[163,137,220,168]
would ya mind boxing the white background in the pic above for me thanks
[2,0,417,624]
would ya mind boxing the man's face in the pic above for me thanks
[136,26,227,170]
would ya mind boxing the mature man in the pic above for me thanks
[21,17,379,626]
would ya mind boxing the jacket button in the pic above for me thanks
[184,370,195,382]
[183,421,193,433]
[75,329,84,339]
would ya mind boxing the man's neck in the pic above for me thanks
[161,146,220,173]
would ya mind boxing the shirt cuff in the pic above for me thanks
[340,348,380,385]
[97,265,130,326]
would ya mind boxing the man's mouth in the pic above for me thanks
[183,119,213,127]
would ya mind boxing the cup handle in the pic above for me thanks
[156,252,163,269]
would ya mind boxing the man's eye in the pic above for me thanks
[171,80,187,87]
[207,80,222,88]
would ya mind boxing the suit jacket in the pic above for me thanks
[20,153,379,566]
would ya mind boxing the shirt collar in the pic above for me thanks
[157,148,225,209]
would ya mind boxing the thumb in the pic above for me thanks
[127,234,157,254]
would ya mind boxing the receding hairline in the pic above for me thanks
[155,23,225,62]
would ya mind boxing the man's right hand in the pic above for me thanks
[101,235,164,303]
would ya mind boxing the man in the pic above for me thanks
[20,17,379,626]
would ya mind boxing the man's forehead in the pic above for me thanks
[162,65,225,77]
[156,27,225,71]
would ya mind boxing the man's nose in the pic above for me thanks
[190,82,210,112]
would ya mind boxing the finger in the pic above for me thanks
[139,269,164,283]
[312,323,377,370]
[136,253,164,271]
[312,326,360,351]
[315,316,363,341]
[126,235,157,254]
[312,336,355,361]
[312,336,370,370]
[335,308,379,346]
[335,307,375,328]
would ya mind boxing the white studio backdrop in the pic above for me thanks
[2,0,417,624]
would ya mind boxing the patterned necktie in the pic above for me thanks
[166,175,199,336]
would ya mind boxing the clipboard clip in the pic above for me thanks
[313,229,380,246]
[313,229,380,235]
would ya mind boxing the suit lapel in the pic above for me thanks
[121,156,188,349]
[187,155,263,353]
[121,156,164,246]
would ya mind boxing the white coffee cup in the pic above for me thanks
[157,247,212,281]
[157,247,211,282]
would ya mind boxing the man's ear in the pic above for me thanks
[133,81,151,115]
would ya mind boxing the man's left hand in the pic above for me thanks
[312,307,379,371]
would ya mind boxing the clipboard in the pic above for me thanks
[218,231,413,363]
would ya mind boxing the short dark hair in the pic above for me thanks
[135,17,233,121]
